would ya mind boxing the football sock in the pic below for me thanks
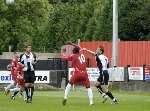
[64,83,71,99]
[10,87,20,93]
[13,91,19,97]
[30,87,34,100]
[24,91,27,100]
[87,88,93,105]
[96,85,103,94]
[106,91,114,100]
[5,83,14,90]
[25,87,29,99]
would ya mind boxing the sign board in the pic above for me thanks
[0,71,50,83]
[68,68,100,82]
[144,67,150,80]
[0,71,13,83]
[128,67,143,80]
[68,67,124,82]
[34,71,50,83]
[108,67,124,81]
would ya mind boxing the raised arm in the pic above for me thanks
[82,48,96,56]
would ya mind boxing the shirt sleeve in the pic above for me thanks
[33,53,37,62]
[19,54,24,64]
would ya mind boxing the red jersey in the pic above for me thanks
[11,58,18,68]
[11,57,18,81]
[17,62,23,77]
[63,51,87,71]
[16,62,25,86]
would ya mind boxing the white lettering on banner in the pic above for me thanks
[68,67,125,82]
[0,71,50,83]
[128,67,143,80]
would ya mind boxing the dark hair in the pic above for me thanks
[73,46,80,54]
[100,48,104,54]
[24,44,31,48]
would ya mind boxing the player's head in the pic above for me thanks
[72,46,80,54]
[13,51,18,57]
[96,46,104,55]
[25,44,32,53]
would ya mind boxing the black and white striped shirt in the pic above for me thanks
[20,52,36,71]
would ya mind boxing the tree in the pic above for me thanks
[0,0,52,52]
[119,0,150,40]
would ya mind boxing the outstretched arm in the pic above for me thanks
[82,48,96,56]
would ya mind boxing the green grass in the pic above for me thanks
[0,90,150,111]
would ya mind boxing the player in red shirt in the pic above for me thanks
[11,55,18,82]
[9,62,25,100]
[5,52,19,94]
[62,42,93,106]
[16,62,25,91]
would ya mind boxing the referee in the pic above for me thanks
[20,44,37,103]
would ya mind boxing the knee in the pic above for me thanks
[102,87,108,93]
[95,82,100,87]
[85,84,90,88]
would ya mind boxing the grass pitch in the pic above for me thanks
[0,90,149,111]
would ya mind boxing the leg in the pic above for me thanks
[29,83,34,101]
[24,83,29,97]
[96,73,105,95]
[24,71,30,102]
[4,81,16,95]
[96,74,108,103]
[28,71,36,102]
[87,87,93,105]
[63,82,72,105]
[84,74,93,105]
[96,83,108,103]
[102,71,118,104]
[9,86,20,100]
[104,88,118,104]
[23,91,27,101]
[11,91,19,100]
[63,72,77,106]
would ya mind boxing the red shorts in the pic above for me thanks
[17,79,25,87]
[17,75,25,87]
[70,71,90,88]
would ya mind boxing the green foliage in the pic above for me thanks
[0,0,149,53]
[0,0,52,52]
[119,0,150,40]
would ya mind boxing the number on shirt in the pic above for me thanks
[78,54,85,64]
